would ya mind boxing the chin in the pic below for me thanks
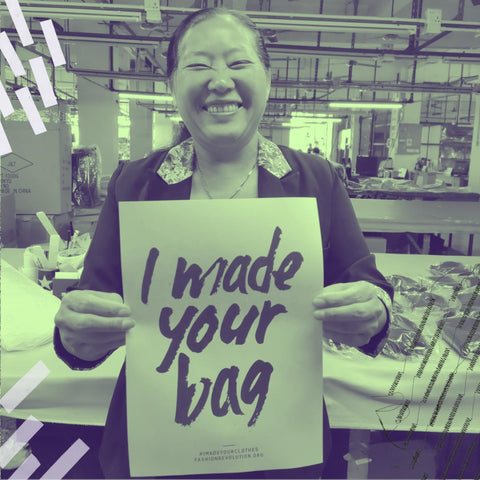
[205,132,245,146]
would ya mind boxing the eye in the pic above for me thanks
[229,60,252,69]
[185,63,211,70]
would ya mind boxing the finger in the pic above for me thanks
[63,290,131,317]
[66,339,126,361]
[62,330,127,345]
[323,317,379,335]
[313,298,382,324]
[55,310,135,332]
[313,281,376,309]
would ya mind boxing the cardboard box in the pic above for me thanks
[1,192,17,247]
[1,121,72,214]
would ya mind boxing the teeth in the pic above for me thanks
[207,103,239,113]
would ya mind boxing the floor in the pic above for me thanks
[366,430,480,480]
[2,423,479,479]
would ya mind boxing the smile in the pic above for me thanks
[204,103,242,114]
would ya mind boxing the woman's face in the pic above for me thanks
[171,15,271,150]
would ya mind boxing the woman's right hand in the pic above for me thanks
[54,290,135,362]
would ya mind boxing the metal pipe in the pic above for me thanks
[268,44,480,60]
[296,57,300,100]
[265,98,412,104]
[2,28,164,47]
[408,0,422,102]
[313,0,324,102]
[109,6,114,93]
[62,63,480,94]
[347,0,359,86]
[64,66,164,81]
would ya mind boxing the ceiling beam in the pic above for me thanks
[270,80,477,94]
[268,43,480,61]
[2,29,165,47]
[60,66,478,94]
[3,2,479,34]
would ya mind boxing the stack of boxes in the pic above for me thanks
[1,101,72,247]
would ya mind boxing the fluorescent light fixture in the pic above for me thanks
[329,101,404,109]
[118,92,174,103]
[282,118,342,127]
[256,22,415,34]
[3,30,160,47]
[291,112,342,119]
[0,2,144,21]
[442,57,480,64]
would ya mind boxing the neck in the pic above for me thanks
[193,133,259,172]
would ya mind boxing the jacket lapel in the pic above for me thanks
[141,142,301,200]
[139,152,192,201]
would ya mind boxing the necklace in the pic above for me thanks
[195,158,257,199]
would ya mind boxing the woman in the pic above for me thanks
[54,8,393,479]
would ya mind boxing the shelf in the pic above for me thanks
[440,158,470,162]
[440,139,472,146]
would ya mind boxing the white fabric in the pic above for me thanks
[1,259,60,351]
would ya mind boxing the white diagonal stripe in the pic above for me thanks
[4,0,34,46]
[0,416,43,468]
[0,80,14,117]
[9,454,41,479]
[40,20,66,67]
[15,87,47,135]
[29,57,57,108]
[0,120,13,155]
[0,31,26,76]
[40,439,89,479]
[0,361,50,413]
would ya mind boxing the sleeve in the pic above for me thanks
[53,163,126,370]
[323,162,393,357]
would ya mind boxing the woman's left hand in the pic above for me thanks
[312,281,387,348]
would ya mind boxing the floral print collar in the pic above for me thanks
[157,134,292,185]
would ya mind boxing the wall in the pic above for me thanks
[271,127,290,147]
[73,20,119,176]
[469,93,480,193]
[152,114,177,151]
[392,99,422,171]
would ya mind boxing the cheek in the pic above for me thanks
[173,76,204,107]
[237,80,268,108]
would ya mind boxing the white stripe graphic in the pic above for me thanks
[0,361,50,413]
[0,79,15,117]
[4,0,34,46]
[9,454,41,480]
[0,31,26,76]
[40,20,66,67]
[40,440,90,479]
[0,416,43,468]
[15,87,47,135]
[29,57,57,108]
[0,120,13,155]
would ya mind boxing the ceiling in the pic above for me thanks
[0,0,479,119]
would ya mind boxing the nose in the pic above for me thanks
[207,69,235,93]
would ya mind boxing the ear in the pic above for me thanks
[265,68,271,101]
[168,78,178,108]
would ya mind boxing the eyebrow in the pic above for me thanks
[183,47,246,58]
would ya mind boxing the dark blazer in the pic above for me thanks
[54,145,393,479]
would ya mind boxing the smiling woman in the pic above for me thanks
[167,9,272,200]
[53,7,394,480]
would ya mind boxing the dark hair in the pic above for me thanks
[166,7,270,79]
